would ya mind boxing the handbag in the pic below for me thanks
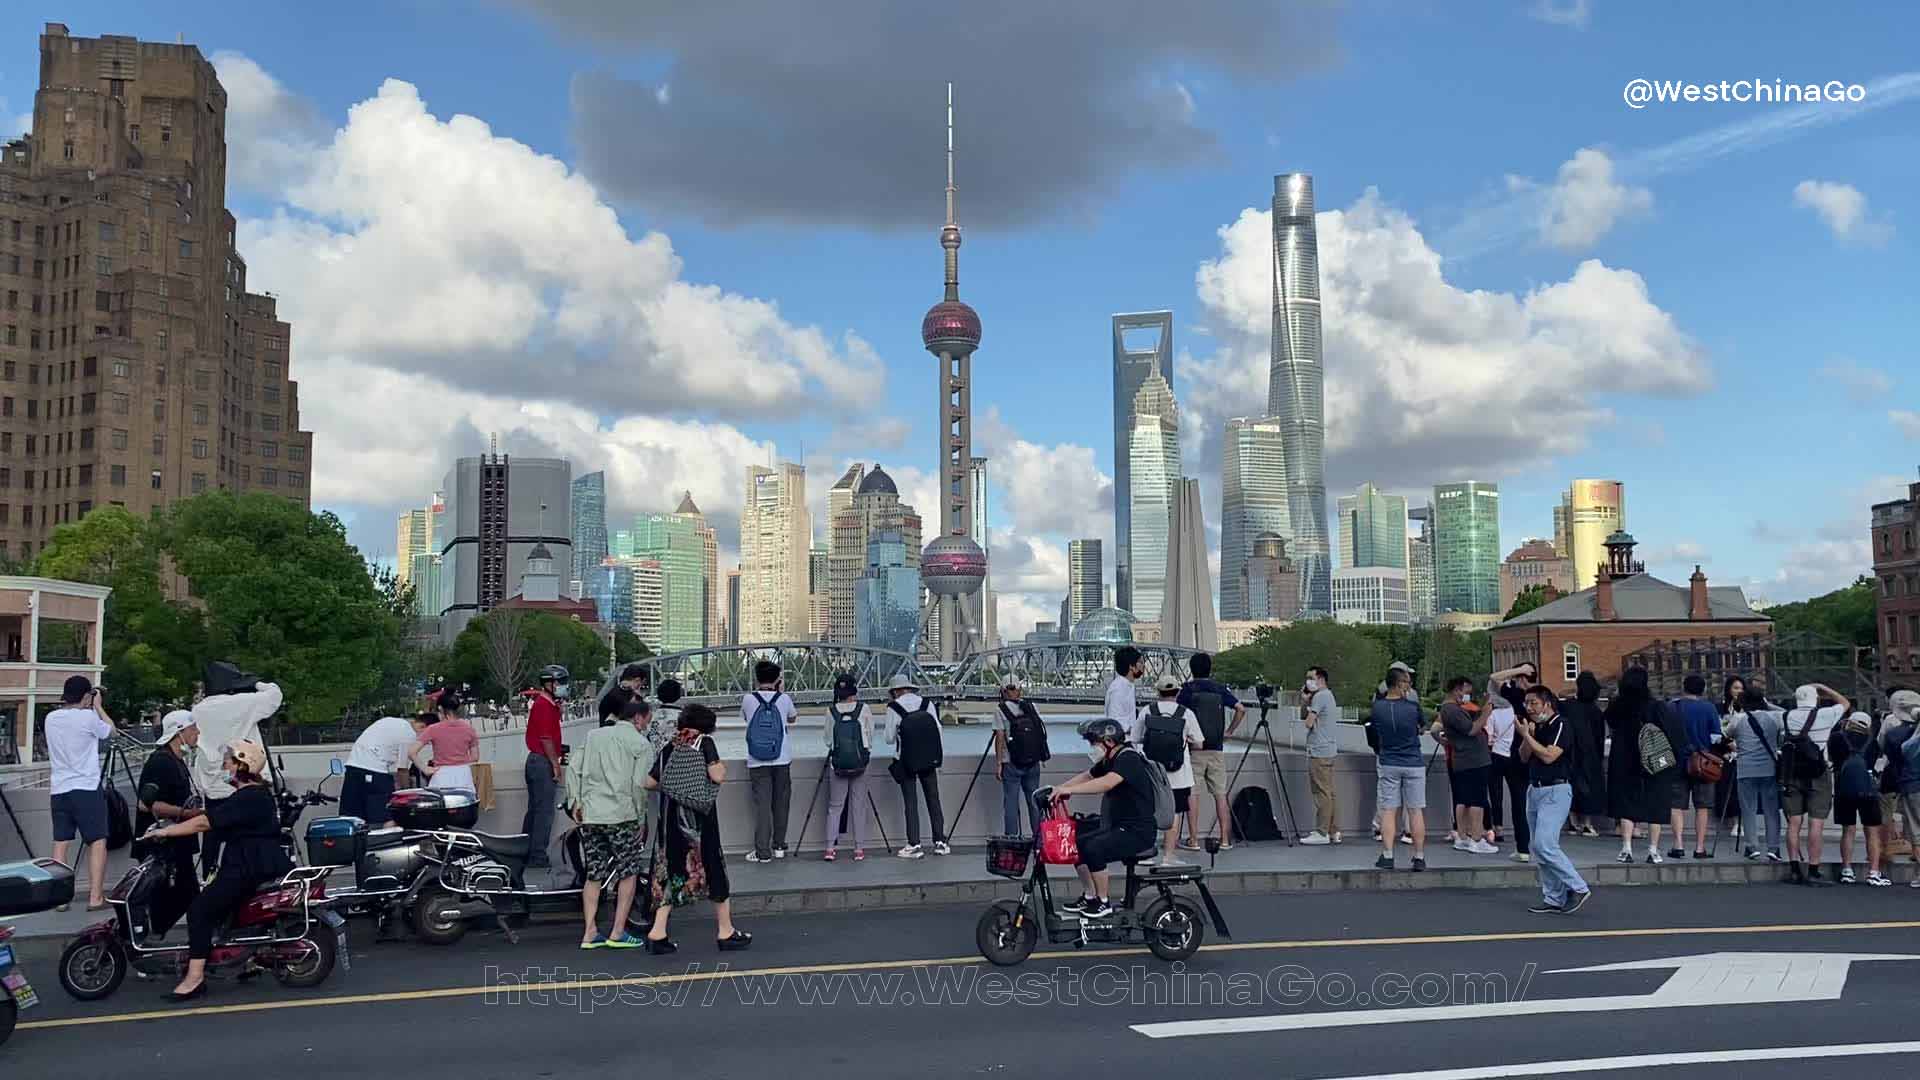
[1686,749,1725,783]
[1038,802,1081,866]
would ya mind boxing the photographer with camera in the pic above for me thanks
[189,663,283,875]
[46,675,119,910]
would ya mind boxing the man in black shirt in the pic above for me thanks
[1519,686,1591,914]
[1052,718,1157,919]
[599,663,650,727]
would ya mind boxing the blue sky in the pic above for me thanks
[5,3,1915,634]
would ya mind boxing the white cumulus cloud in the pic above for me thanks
[1893,410,1920,441]
[1793,179,1894,245]
[1505,147,1651,251]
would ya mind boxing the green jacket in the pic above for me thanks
[564,722,656,827]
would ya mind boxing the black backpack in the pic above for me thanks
[1231,787,1282,842]
[1141,704,1189,773]
[1782,709,1830,782]
[828,705,870,777]
[890,700,944,775]
[1186,687,1227,751]
[1000,702,1049,769]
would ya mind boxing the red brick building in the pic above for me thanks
[1492,532,1772,696]
[1873,473,1920,688]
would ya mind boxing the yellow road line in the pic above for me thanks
[23,918,1920,1031]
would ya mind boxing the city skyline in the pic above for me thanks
[13,14,1912,648]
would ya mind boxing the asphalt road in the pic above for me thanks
[9,882,1920,1078]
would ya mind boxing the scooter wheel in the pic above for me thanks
[1142,896,1204,962]
[275,925,338,988]
[412,887,468,946]
[975,899,1038,967]
[58,936,127,1001]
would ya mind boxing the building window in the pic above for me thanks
[191,473,206,493]
[111,359,130,378]
[261,440,278,459]
[260,467,277,486]
[151,435,163,455]
[150,470,162,490]
[77,465,91,486]
[112,391,129,414]
[192,439,208,459]
[194,369,211,391]
[110,428,127,450]
[1562,643,1581,683]
[81,392,96,414]
[178,239,193,258]
[96,255,111,275]
[288,445,305,462]
[1891,616,1902,646]
[260,414,280,432]
[98,221,116,243]
[288,470,304,487]
[192,404,208,425]
[153,400,165,421]
[80,429,93,449]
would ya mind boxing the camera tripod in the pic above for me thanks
[1222,700,1303,846]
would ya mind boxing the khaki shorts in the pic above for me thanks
[1192,750,1229,798]
[1780,771,1833,820]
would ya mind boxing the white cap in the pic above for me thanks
[1388,660,1415,675]
[159,709,196,744]
[1795,685,1820,709]
[1155,674,1182,693]
[1000,675,1022,690]
[1891,689,1920,719]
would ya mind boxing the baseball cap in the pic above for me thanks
[1155,674,1182,693]
[1891,689,1920,719]
[1388,660,1415,675]
[158,709,196,744]
[1795,685,1820,709]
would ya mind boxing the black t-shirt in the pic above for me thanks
[648,735,722,781]
[134,748,195,857]
[599,685,634,725]
[1525,716,1573,786]
[1091,747,1156,833]
[207,784,292,879]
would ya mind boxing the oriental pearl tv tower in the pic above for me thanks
[920,84,988,662]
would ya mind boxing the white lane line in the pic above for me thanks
[1304,1041,1920,1080]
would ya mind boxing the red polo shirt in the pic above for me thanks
[526,693,563,758]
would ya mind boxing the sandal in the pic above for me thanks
[1178,840,1202,851]
[718,930,754,952]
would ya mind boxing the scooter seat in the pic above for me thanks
[472,831,532,860]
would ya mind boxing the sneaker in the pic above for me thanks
[1178,840,1202,851]
[1332,832,1344,844]
[1082,898,1114,920]
[1615,850,1635,864]
[1411,856,1427,872]
[1909,877,1920,889]
[1527,901,1562,914]
[1807,866,1834,887]
[1445,830,1458,843]
[1453,838,1472,852]
[854,849,866,861]
[823,848,837,862]
[1765,851,1784,863]
[1062,894,1098,916]
[1375,853,1395,870]
[933,841,951,856]
[773,847,788,859]
[1469,839,1500,855]
[1867,872,1893,887]
[1301,831,1332,846]
[745,852,770,864]
[1511,852,1532,863]
[1667,848,1686,860]
[1840,866,1857,884]
[897,844,925,860]
[1399,833,1413,845]
[1646,850,1664,865]
[1562,890,1593,914]
[1580,825,1601,838]
[1745,850,1765,862]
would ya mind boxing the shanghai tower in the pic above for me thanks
[1268,173,1330,614]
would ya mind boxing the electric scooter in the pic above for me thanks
[975,788,1230,966]
[0,858,77,1048]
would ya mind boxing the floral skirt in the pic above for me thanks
[651,801,729,907]
[579,820,646,883]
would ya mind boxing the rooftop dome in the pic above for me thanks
[921,299,982,352]
[1071,606,1136,645]
[921,534,986,597]
[527,542,553,563]
[857,465,899,496]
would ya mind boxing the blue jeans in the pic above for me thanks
[1525,783,1587,906]
[1001,762,1044,837]
[523,752,557,867]
[1737,775,1781,856]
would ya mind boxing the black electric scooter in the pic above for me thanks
[975,788,1230,966]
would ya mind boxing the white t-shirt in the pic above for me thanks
[46,707,112,795]
[1486,702,1518,757]
[1104,675,1137,728]
[1785,704,1862,760]
[739,690,797,768]
[346,716,419,774]
[884,693,929,749]
[1131,699,1204,791]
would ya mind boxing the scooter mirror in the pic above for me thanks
[328,757,345,776]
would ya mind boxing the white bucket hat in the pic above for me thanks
[159,709,196,744]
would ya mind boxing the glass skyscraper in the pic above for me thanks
[1555,479,1627,591]
[1268,174,1330,614]
[627,513,706,654]
[1067,538,1103,634]
[1432,482,1502,616]
[1219,416,1290,621]
[1111,311,1174,614]
[1126,370,1180,624]
[1337,482,1409,570]
[856,530,922,655]
[569,471,607,592]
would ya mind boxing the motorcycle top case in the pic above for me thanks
[0,857,77,916]
[305,816,369,867]
[387,787,479,830]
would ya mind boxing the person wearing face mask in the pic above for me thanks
[522,665,571,872]
[1434,677,1497,855]
[143,739,293,1001]
[134,709,203,937]
[1300,666,1340,844]
[1051,718,1158,920]
[1517,687,1591,914]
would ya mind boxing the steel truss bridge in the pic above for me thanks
[629,641,1203,708]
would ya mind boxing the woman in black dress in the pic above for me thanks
[644,703,750,955]
[1605,667,1686,864]
[1562,672,1607,837]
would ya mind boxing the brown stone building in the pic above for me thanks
[1873,472,1920,688]
[1492,532,1772,696]
[1498,537,1576,615]
[0,24,313,565]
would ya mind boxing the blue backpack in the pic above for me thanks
[746,691,785,762]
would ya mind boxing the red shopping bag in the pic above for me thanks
[1039,803,1080,866]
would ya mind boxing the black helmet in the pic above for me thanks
[539,665,570,685]
[1077,717,1125,745]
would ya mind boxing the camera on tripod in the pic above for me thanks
[1254,680,1277,705]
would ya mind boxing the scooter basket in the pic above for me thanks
[985,835,1032,879]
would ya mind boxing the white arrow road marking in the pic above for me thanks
[1299,1040,1920,1080]
[1130,952,1919,1039]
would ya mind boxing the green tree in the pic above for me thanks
[1505,584,1560,621]
[450,610,611,699]
[34,506,203,715]
[612,629,652,669]
[160,492,401,725]
[1211,621,1391,708]
[1767,576,1877,649]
